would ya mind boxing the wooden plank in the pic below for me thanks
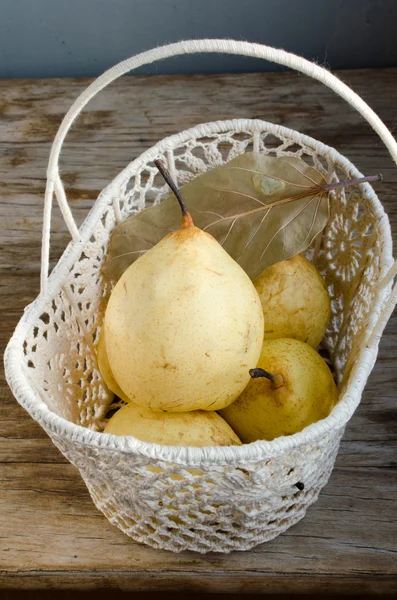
[1,68,396,592]
[0,573,396,595]
[0,475,396,594]
[0,464,395,576]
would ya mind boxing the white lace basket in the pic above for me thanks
[5,40,397,554]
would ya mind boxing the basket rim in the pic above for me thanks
[5,118,394,465]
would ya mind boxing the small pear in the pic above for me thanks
[104,404,242,446]
[96,327,131,403]
[105,161,264,412]
[219,338,338,442]
[254,255,331,348]
[104,406,240,526]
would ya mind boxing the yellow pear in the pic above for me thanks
[104,404,242,446]
[105,160,264,412]
[96,327,131,403]
[254,255,331,348]
[104,405,240,526]
[219,338,338,442]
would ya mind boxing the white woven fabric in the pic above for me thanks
[5,41,397,553]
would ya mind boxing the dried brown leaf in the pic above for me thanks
[101,153,328,281]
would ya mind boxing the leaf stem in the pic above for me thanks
[321,174,382,192]
[249,368,285,389]
[154,159,194,228]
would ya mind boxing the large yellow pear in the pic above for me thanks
[104,404,242,446]
[219,338,338,442]
[105,162,264,412]
[96,327,131,403]
[254,255,331,348]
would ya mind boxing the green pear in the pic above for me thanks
[254,255,331,348]
[104,404,242,447]
[219,338,338,442]
[104,161,264,412]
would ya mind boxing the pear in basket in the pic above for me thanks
[220,338,338,442]
[105,405,240,525]
[254,255,331,348]
[95,326,132,403]
[105,404,241,446]
[104,160,264,412]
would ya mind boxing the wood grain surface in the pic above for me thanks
[1,69,396,594]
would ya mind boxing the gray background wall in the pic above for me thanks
[0,0,396,78]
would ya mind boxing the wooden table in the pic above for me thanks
[1,69,396,596]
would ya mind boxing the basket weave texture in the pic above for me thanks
[5,41,397,553]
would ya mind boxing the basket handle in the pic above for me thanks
[41,39,397,326]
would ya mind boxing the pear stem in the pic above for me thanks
[249,367,285,389]
[154,159,194,228]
